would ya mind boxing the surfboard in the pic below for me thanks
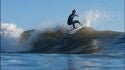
[69,25,84,34]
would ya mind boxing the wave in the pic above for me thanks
[1,23,124,54]
[20,27,123,54]
[1,10,124,54]
[1,23,31,52]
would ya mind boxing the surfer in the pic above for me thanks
[67,9,81,29]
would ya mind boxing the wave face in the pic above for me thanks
[1,10,124,54]
[20,27,123,54]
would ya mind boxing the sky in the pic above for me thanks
[1,0,124,32]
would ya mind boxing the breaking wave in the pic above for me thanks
[1,10,124,54]
[1,23,31,52]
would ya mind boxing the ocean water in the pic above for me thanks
[1,53,125,70]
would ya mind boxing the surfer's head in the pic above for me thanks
[72,9,76,14]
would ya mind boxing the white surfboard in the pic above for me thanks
[69,25,84,34]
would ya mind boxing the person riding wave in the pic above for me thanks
[67,9,81,29]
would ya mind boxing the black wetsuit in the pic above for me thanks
[67,14,80,29]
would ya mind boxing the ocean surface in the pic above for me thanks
[1,53,125,70]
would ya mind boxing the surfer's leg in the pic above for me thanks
[72,20,79,29]
[74,20,82,25]
[73,23,76,29]
[74,20,80,23]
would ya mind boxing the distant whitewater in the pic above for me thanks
[1,10,124,54]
